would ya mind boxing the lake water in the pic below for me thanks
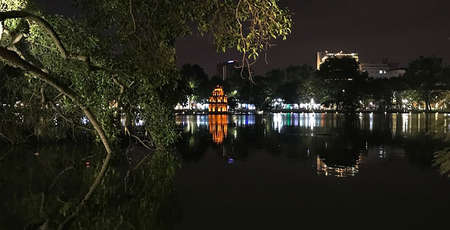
[1,113,449,229]
[174,113,450,230]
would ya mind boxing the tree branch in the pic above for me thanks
[0,46,113,230]
[0,11,91,64]
[0,11,67,58]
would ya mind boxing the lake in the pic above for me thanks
[1,113,449,229]
[174,113,450,230]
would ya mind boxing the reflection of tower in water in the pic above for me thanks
[209,114,228,144]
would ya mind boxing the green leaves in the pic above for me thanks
[194,0,291,64]
[434,147,450,177]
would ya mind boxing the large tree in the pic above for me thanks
[316,57,368,112]
[404,56,448,111]
[0,0,291,227]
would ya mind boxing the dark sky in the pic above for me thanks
[37,0,450,75]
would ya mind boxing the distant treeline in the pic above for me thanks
[178,56,450,112]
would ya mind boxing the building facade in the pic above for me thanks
[208,85,228,113]
[361,63,406,79]
[316,51,406,79]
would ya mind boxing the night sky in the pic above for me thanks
[37,0,450,75]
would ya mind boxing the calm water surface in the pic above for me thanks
[175,113,450,230]
[1,113,449,229]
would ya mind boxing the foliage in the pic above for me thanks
[0,144,180,229]
[316,57,368,112]
[194,0,292,66]
[0,0,292,228]
[434,147,450,177]
[404,56,448,111]
[0,0,292,145]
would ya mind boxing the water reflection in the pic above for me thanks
[209,114,228,144]
[0,145,180,229]
[176,113,449,178]
[316,155,360,177]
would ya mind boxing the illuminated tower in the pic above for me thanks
[208,85,228,113]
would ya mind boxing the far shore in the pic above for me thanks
[175,110,450,115]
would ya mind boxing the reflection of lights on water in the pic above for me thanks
[418,113,421,131]
[209,115,228,144]
[316,155,360,178]
[369,113,373,131]
[376,146,386,159]
[445,118,448,134]
[273,113,283,133]
[402,113,409,133]
[308,113,315,130]
[234,115,255,126]
[391,113,397,135]
[402,113,409,134]
[293,113,299,126]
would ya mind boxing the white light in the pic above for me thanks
[81,116,89,125]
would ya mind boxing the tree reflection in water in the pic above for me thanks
[0,144,181,229]
[315,155,361,177]
[176,113,450,177]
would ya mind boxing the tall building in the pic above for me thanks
[217,60,238,81]
[316,51,360,70]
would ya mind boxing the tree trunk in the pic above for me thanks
[0,46,113,229]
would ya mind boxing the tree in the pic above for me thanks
[404,56,448,111]
[317,57,367,112]
[0,0,292,227]
[180,64,209,104]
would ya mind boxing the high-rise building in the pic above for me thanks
[217,60,238,81]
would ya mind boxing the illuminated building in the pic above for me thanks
[361,63,406,79]
[208,114,228,144]
[317,51,406,79]
[316,51,360,70]
[208,85,228,113]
